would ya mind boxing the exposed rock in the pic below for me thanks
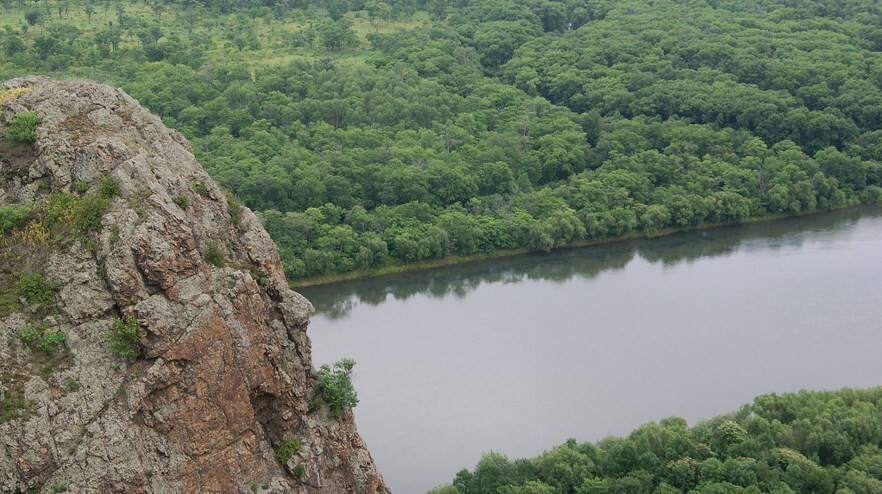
[0,77,387,494]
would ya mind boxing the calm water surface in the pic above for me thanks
[300,206,882,494]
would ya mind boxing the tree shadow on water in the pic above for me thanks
[300,205,882,319]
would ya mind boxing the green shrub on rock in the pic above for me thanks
[108,315,140,358]
[315,358,358,418]
[5,111,40,143]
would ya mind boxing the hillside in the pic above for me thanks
[0,77,386,493]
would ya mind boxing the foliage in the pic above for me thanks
[15,272,58,306]
[173,194,190,209]
[226,191,244,229]
[450,387,882,494]
[204,241,226,267]
[1,0,882,280]
[19,325,66,354]
[315,358,358,418]
[275,437,301,464]
[0,205,30,232]
[0,87,31,104]
[38,191,110,234]
[98,175,119,198]
[194,183,209,197]
[108,315,140,358]
[4,111,39,143]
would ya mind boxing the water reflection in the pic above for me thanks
[301,206,878,318]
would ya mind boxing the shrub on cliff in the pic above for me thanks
[108,315,140,358]
[5,111,40,143]
[316,358,358,418]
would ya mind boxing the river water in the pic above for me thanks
[300,206,882,494]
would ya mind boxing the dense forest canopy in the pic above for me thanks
[2,0,882,279]
[431,387,882,494]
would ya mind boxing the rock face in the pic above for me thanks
[0,77,387,493]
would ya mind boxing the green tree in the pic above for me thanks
[316,358,359,418]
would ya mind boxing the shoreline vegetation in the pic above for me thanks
[291,202,878,287]
[434,386,882,494]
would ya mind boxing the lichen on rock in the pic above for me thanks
[0,77,387,494]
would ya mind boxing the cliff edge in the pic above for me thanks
[0,77,387,494]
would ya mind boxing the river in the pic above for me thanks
[299,205,882,493]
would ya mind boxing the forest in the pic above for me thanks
[430,387,882,494]
[3,0,882,280]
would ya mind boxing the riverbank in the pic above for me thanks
[290,202,877,288]
[305,206,882,493]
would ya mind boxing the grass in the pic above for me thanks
[0,393,29,422]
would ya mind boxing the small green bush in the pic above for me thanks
[194,183,209,197]
[316,358,359,418]
[108,315,140,358]
[37,329,66,353]
[74,194,109,232]
[19,325,66,354]
[64,378,80,391]
[19,326,41,343]
[173,194,191,209]
[15,273,58,306]
[226,191,244,228]
[40,191,109,233]
[98,175,120,198]
[204,241,226,267]
[5,111,40,143]
[275,437,301,464]
[0,205,30,232]
[293,464,305,477]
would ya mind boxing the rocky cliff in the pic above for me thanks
[0,77,387,494]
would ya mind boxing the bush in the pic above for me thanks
[316,358,358,418]
[194,183,209,197]
[5,111,40,143]
[74,194,110,232]
[0,205,30,232]
[204,241,226,267]
[98,175,120,198]
[173,194,191,209]
[15,273,58,306]
[226,191,244,228]
[108,315,140,358]
[40,191,109,233]
[275,437,301,464]
[19,325,66,354]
